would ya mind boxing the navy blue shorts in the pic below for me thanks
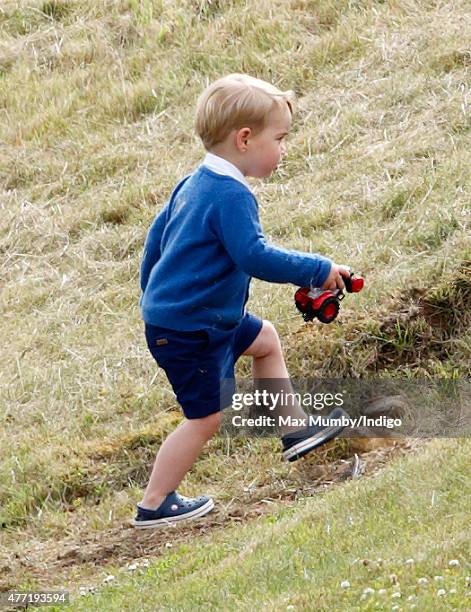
[144,313,263,419]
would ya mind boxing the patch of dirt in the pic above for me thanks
[372,263,471,370]
[0,439,419,596]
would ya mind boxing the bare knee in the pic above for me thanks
[189,411,222,437]
[253,320,282,358]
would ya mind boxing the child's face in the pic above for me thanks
[244,102,291,178]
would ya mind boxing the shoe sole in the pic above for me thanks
[282,424,346,462]
[132,498,215,529]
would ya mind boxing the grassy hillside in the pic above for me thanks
[0,0,470,604]
[67,438,471,611]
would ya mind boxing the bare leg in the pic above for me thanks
[140,412,221,509]
[242,321,307,435]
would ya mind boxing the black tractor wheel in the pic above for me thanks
[316,297,339,323]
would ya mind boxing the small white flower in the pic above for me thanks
[363,587,375,595]
[165,542,173,548]
[434,575,444,581]
[418,577,428,585]
[286,606,295,610]
[103,575,115,583]
[437,589,446,596]
[340,580,351,589]
[392,591,401,598]
[408,595,417,601]
[392,606,400,611]
[410,605,417,610]
[127,563,138,571]
[449,588,457,594]
[141,559,150,567]
[378,589,387,595]
[405,558,414,564]
[449,559,460,567]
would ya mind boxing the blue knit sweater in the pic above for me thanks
[140,166,332,331]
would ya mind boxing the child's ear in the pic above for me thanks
[235,127,251,152]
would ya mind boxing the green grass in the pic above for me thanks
[0,0,470,601]
[66,439,471,611]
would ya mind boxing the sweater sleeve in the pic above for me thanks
[140,175,191,293]
[140,202,169,293]
[213,189,332,288]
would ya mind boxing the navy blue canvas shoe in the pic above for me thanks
[281,408,350,462]
[132,491,214,529]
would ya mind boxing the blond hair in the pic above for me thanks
[195,73,295,150]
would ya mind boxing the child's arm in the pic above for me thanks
[214,190,334,288]
[140,203,169,293]
[140,175,191,293]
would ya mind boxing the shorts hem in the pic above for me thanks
[183,403,222,419]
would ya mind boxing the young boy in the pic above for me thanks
[133,74,351,529]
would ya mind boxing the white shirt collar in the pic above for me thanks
[201,152,253,193]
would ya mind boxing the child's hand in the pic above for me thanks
[321,263,351,291]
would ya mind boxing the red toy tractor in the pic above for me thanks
[294,272,364,323]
